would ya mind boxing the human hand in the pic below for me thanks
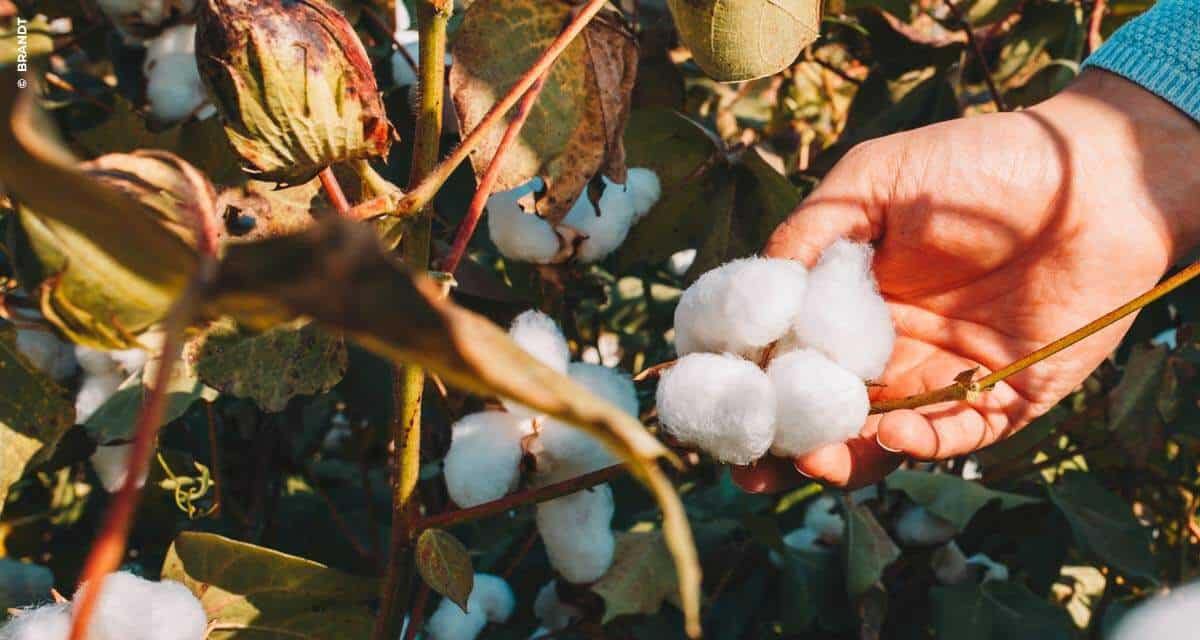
[734,69,1200,492]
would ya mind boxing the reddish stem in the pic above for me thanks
[442,72,549,274]
[1087,0,1107,55]
[319,167,353,217]
[403,582,430,640]
[415,464,625,531]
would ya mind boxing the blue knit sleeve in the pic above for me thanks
[1083,0,1200,121]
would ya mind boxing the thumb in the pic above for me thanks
[763,145,887,267]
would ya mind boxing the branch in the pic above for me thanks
[441,71,549,274]
[318,167,353,217]
[393,0,610,217]
[946,0,1009,112]
[415,464,626,531]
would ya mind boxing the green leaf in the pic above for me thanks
[960,0,1023,26]
[666,0,822,81]
[207,219,700,635]
[195,318,347,413]
[779,550,847,633]
[0,17,53,66]
[415,529,474,613]
[0,325,75,517]
[623,108,719,199]
[930,582,1075,639]
[450,0,637,224]
[992,3,1080,85]
[1106,342,1170,466]
[0,559,54,611]
[1047,471,1156,581]
[885,469,1039,529]
[161,531,377,639]
[592,531,679,623]
[843,503,900,599]
[84,354,218,444]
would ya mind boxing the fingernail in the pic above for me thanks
[876,434,902,453]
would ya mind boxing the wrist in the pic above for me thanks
[1033,69,1200,263]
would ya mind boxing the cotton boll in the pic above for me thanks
[625,168,661,220]
[767,349,869,457]
[655,353,776,465]
[74,346,146,378]
[76,371,127,423]
[803,495,845,544]
[667,249,697,278]
[895,506,958,546]
[568,362,637,417]
[0,603,70,640]
[786,240,895,380]
[966,554,1009,582]
[508,310,570,374]
[144,580,208,640]
[769,527,830,567]
[672,258,807,358]
[931,541,971,585]
[536,485,616,583]
[487,186,560,264]
[1111,581,1200,640]
[426,573,515,640]
[560,178,637,264]
[108,348,148,376]
[143,24,209,123]
[90,444,150,493]
[16,329,77,381]
[443,412,527,508]
[533,363,635,484]
[395,0,412,31]
[533,581,582,632]
[77,571,205,640]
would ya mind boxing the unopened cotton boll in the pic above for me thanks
[143,25,211,123]
[673,257,807,358]
[75,571,207,640]
[625,168,662,220]
[76,371,126,423]
[655,353,776,465]
[0,603,71,640]
[1111,581,1200,640]
[533,581,582,632]
[16,329,77,381]
[560,178,637,264]
[426,573,515,640]
[443,412,528,508]
[895,506,958,546]
[90,444,150,493]
[536,485,616,583]
[785,240,895,380]
[803,495,845,544]
[533,363,634,484]
[487,185,560,264]
[767,349,869,457]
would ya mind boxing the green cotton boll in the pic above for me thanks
[195,0,397,185]
[666,0,822,82]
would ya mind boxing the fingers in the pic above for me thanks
[730,456,807,494]
[794,418,902,489]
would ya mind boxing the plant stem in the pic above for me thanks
[870,259,1200,414]
[946,0,1009,112]
[319,167,352,217]
[67,259,215,640]
[1087,0,1108,55]
[393,0,609,217]
[415,464,625,531]
[442,71,549,274]
[373,2,449,639]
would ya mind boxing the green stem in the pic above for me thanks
[372,2,449,639]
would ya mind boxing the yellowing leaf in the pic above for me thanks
[415,529,474,613]
[667,0,821,82]
[592,531,679,623]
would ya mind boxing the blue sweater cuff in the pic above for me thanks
[1085,43,1200,122]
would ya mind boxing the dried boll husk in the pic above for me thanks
[195,0,396,184]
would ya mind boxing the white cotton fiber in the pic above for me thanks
[74,571,207,640]
[667,249,697,278]
[532,363,634,484]
[502,310,571,418]
[536,485,616,583]
[655,353,777,465]
[625,168,662,220]
[76,371,126,423]
[16,329,77,381]
[895,506,958,546]
[560,178,637,264]
[784,240,895,380]
[425,573,515,640]
[533,581,582,632]
[803,495,845,544]
[487,185,560,264]
[0,603,70,640]
[443,411,528,508]
[90,444,150,493]
[568,362,638,417]
[1111,581,1200,640]
[74,346,146,378]
[766,349,869,457]
[143,25,211,123]
[672,258,808,358]
[769,527,830,567]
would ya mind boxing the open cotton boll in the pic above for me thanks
[673,258,808,358]
[656,353,776,464]
[533,363,634,484]
[536,485,616,583]
[390,31,421,87]
[785,240,895,380]
[533,581,583,633]
[625,168,662,220]
[0,603,71,640]
[803,495,845,544]
[560,178,637,264]
[895,506,958,546]
[426,573,515,640]
[143,24,211,123]
[75,571,206,640]
[965,554,1009,582]
[508,310,570,374]
[769,527,831,567]
[76,371,127,423]
[90,444,150,493]
[74,346,147,378]
[568,362,637,417]
[1111,581,1200,640]
[487,186,560,264]
[767,349,869,457]
[443,412,528,508]
[16,329,77,382]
